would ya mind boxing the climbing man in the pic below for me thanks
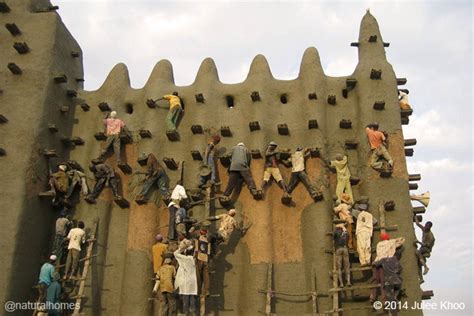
[209,209,239,244]
[65,160,89,199]
[199,135,221,188]
[167,201,180,241]
[46,272,62,315]
[52,210,71,261]
[85,163,123,203]
[153,91,183,131]
[152,234,168,295]
[355,206,374,266]
[222,142,258,200]
[42,164,69,204]
[333,193,354,249]
[284,147,319,199]
[398,89,411,110]
[37,255,57,303]
[195,227,211,297]
[171,179,189,207]
[370,232,405,304]
[156,258,177,316]
[414,217,435,283]
[328,154,353,204]
[261,142,289,197]
[365,122,393,170]
[63,221,86,280]
[97,110,125,163]
[135,153,170,204]
[334,224,352,288]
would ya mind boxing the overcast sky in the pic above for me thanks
[55,0,473,314]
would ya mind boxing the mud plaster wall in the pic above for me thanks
[0,0,83,311]
[0,2,423,315]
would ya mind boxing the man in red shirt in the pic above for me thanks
[97,111,125,163]
[365,122,393,170]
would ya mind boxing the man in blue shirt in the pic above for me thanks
[38,255,56,303]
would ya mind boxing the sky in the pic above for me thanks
[55,0,473,314]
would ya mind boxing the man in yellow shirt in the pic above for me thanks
[154,91,183,131]
[156,258,176,315]
[152,234,168,295]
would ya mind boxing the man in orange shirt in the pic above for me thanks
[365,122,393,170]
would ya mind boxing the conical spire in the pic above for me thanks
[245,54,273,82]
[298,47,325,80]
[145,59,175,87]
[357,11,387,61]
[193,57,220,85]
[97,63,131,93]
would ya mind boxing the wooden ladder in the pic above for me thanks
[71,221,98,315]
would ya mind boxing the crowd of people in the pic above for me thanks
[35,92,433,315]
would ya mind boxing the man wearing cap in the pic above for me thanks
[43,164,69,204]
[85,163,122,203]
[156,258,177,315]
[365,123,393,170]
[329,154,353,204]
[285,147,318,198]
[355,207,373,266]
[199,135,221,188]
[398,89,411,110]
[334,224,352,287]
[52,210,71,260]
[64,221,86,280]
[98,110,125,163]
[195,228,211,297]
[223,142,258,199]
[333,193,354,249]
[38,255,57,303]
[261,142,289,196]
[136,153,170,204]
[209,209,239,244]
[152,234,168,295]
[370,233,405,304]
[414,217,435,282]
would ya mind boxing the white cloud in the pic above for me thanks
[404,110,471,149]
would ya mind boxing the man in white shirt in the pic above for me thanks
[285,147,319,199]
[64,221,86,280]
[171,181,188,206]
[356,208,374,266]
[398,89,411,110]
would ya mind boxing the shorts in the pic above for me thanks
[263,167,283,182]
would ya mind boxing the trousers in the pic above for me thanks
[65,248,80,277]
[160,292,177,316]
[357,231,372,265]
[166,106,182,130]
[370,146,393,169]
[223,170,256,196]
[287,171,316,194]
[100,134,121,162]
[90,176,119,199]
[195,260,209,296]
